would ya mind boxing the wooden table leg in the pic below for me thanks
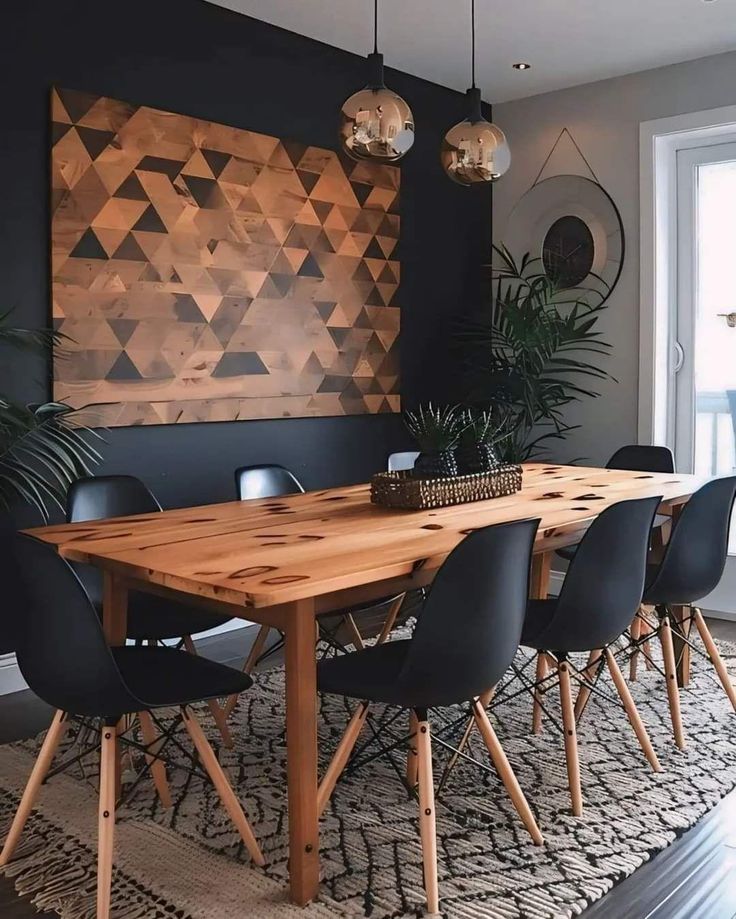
[102,572,128,646]
[283,599,320,906]
[530,551,552,600]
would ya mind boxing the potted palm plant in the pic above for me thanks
[0,311,103,522]
[456,245,615,462]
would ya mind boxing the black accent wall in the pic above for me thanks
[0,0,492,511]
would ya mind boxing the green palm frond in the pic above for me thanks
[0,400,104,521]
[456,243,615,462]
[0,309,105,521]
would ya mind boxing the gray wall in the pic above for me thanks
[493,50,736,465]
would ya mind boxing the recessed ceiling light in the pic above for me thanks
[513,62,531,70]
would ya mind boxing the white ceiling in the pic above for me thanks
[208,0,736,103]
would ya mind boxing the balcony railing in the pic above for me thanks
[695,390,736,476]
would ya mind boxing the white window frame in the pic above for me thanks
[638,105,736,451]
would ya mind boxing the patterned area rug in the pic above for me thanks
[1,633,736,919]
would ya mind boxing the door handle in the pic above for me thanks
[673,340,684,373]
[717,312,736,328]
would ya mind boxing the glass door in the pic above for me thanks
[675,141,736,615]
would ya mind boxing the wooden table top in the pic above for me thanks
[26,463,703,609]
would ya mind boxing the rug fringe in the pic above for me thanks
[1,803,183,919]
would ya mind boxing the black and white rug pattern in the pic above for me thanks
[2,633,736,919]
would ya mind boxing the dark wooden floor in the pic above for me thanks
[2,620,736,919]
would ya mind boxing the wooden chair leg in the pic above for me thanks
[182,707,265,866]
[532,653,548,734]
[205,698,234,749]
[342,613,365,651]
[243,624,273,676]
[573,649,602,722]
[629,613,642,681]
[317,702,369,816]
[659,617,686,749]
[97,724,118,919]
[604,649,662,772]
[138,711,172,808]
[641,610,656,671]
[472,702,544,844]
[0,711,68,867]
[415,716,439,916]
[182,636,233,748]
[376,594,406,645]
[693,608,736,711]
[407,709,419,789]
[223,624,273,718]
[558,660,583,817]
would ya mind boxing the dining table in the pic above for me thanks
[25,461,705,906]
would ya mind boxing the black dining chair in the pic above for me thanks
[633,475,736,750]
[555,444,675,563]
[0,535,265,919]
[523,496,664,816]
[230,464,406,684]
[315,518,544,915]
[67,475,235,746]
[234,463,305,501]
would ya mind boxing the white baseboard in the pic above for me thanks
[0,653,28,696]
[549,570,564,597]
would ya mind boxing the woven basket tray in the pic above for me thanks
[370,464,523,510]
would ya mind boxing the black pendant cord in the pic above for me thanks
[471,0,476,89]
[464,0,483,122]
[367,0,385,88]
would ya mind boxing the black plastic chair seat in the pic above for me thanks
[557,513,670,563]
[111,592,231,641]
[67,476,233,642]
[520,599,558,648]
[112,646,252,712]
[318,640,411,705]
[73,561,232,640]
[555,544,577,563]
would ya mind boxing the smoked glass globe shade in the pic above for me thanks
[339,53,415,163]
[441,88,511,185]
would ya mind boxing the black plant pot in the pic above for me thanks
[456,442,499,475]
[413,450,458,479]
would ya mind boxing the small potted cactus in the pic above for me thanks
[456,408,508,475]
[404,403,463,478]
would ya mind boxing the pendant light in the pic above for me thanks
[441,0,510,185]
[339,0,415,163]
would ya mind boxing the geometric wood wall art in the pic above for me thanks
[51,87,400,426]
